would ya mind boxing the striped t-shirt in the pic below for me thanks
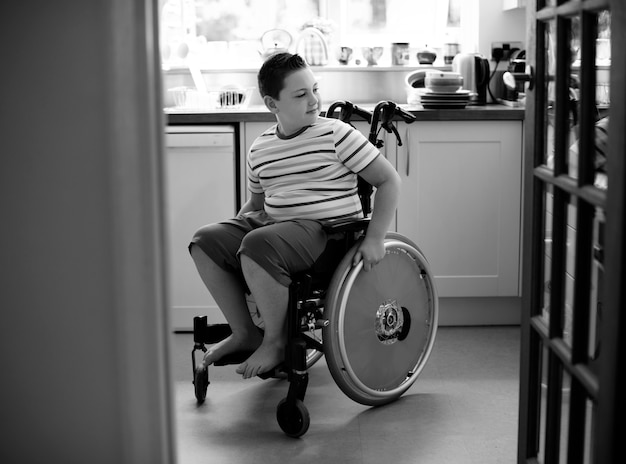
[247,117,380,222]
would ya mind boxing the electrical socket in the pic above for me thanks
[491,41,524,61]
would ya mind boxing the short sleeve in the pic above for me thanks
[333,120,380,173]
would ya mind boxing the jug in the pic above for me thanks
[452,53,490,105]
[295,27,329,66]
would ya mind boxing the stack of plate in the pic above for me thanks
[418,89,471,109]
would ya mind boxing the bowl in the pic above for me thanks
[424,71,463,93]
[405,70,427,88]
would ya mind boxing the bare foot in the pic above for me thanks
[236,340,285,379]
[202,331,262,367]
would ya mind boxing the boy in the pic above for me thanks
[189,53,400,378]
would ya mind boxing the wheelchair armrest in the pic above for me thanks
[322,217,370,234]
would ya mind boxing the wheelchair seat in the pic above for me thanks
[190,100,438,438]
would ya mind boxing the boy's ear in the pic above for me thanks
[263,95,279,113]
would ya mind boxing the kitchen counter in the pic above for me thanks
[165,103,525,125]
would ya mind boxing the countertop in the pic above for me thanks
[165,103,525,125]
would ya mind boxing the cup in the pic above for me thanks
[392,43,410,65]
[337,46,353,65]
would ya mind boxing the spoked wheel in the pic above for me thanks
[323,233,438,406]
[193,366,209,404]
[276,398,310,438]
[305,327,324,368]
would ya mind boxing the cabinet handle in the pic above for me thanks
[405,127,411,176]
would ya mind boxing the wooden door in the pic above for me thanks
[518,0,625,462]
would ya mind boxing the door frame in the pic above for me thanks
[518,0,625,462]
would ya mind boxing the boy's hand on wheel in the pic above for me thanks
[353,238,385,271]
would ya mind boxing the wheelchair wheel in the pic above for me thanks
[193,366,209,404]
[322,232,438,406]
[276,398,310,438]
[305,328,324,368]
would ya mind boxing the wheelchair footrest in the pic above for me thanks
[214,350,254,366]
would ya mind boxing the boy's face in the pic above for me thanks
[265,67,320,136]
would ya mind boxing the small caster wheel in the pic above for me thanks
[193,366,209,404]
[276,398,310,438]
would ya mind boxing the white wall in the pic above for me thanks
[478,0,527,58]
[0,1,174,463]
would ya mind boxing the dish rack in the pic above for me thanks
[168,86,254,110]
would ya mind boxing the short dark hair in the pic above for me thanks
[257,53,308,99]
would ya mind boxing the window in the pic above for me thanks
[159,0,478,68]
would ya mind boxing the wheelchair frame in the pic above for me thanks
[191,100,438,437]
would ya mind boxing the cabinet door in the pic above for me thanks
[241,122,273,203]
[397,120,522,297]
[165,130,236,329]
[503,0,526,10]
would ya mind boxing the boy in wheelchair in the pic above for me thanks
[189,52,401,379]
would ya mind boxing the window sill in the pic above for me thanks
[162,64,452,75]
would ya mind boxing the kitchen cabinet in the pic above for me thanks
[241,122,273,203]
[396,120,523,298]
[503,0,526,10]
[165,126,236,329]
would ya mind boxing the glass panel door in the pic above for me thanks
[517,1,625,463]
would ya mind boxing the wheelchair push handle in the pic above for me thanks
[370,100,416,147]
[326,100,373,125]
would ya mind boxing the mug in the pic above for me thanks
[338,46,353,65]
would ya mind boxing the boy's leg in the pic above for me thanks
[236,219,328,378]
[190,244,263,366]
[236,255,288,379]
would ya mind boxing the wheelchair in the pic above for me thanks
[191,100,439,437]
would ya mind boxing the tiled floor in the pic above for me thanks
[169,326,520,464]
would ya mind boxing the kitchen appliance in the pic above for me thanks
[502,49,526,102]
[165,125,238,330]
[452,53,490,105]
[260,29,292,60]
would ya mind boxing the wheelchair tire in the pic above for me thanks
[322,232,438,406]
[276,398,310,438]
[193,366,209,404]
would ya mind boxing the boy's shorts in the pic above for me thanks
[189,210,328,287]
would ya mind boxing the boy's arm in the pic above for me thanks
[353,155,401,271]
[237,192,265,215]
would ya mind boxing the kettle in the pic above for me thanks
[259,29,292,60]
[452,53,490,105]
